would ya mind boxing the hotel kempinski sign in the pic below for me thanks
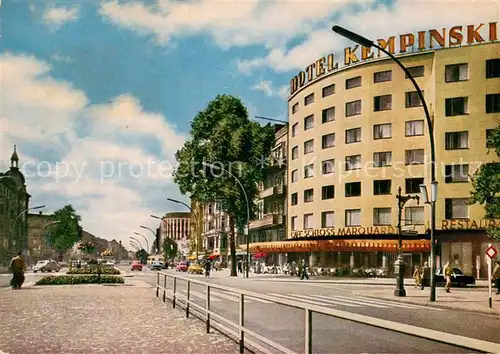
[289,22,498,96]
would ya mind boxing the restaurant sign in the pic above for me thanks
[290,226,398,239]
[289,22,498,97]
[441,219,500,230]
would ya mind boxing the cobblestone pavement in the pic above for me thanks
[0,281,240,354]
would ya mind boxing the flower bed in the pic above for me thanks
[35,275,124,285]
[67,268,120,275]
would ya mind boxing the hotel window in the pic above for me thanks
[291,146,298,160]
[304,139,314,154]
[445,63,468,82]
[373,208,392,226]
[486,129,495,148]
[304,213,314,229]
[486,94,500,113]
[445,164,469,183]
[405,206,424,225]
[373,123,392,139]
[486,59,500,78]
[406,65,425,78]
[345,209,361,227]
[405,120,424,136]
[322,84,335,97]
[345,128,361,144]
[291,216,298,231]
[291,169,298,183]
[346,76,362,89]
[304,164,314,178]
[304,189,314,203]
[304,93,315,106]
[322,185,335,200]
[322,159,335,175]
[374,180,391,195]
[405,177,424,194]
[292,123,299,137]
[322,133,335,148]
[346,100,362,117]
[374,70,392,83]
[292,102,299,114]
[445,97,468,116]
[445,198,469,219]
[373,151,392,167]
[445,131,468,150]
[322,106,335,123]
[405,149,425,165]
[304,115,314,130]
[345,155,361,171]
[374,95,392,111]
[405,91,423,107]
[291,192,298,206]
[322,211,335,228]
[345,182,361,197]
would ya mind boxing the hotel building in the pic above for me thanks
[249,38,499,277]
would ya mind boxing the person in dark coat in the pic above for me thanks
[9,252,26,289]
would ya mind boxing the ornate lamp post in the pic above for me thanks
[395,187,420,297]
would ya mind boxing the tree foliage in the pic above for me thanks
[163,238,178,260]
[470,125,500,242]
[44,205,82,261]
[173,95,276,276]
[135,249,148,264]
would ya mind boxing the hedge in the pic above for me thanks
[66,268,120,275]
[35,275,124,285]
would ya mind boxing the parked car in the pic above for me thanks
[188,263,203,275]
[33,260,61,273]
[131,261,143,271]
[150,261,163,271]
[176,262,188,272]
[422,267,475,287]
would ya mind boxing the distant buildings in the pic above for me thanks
[159,212,191,257]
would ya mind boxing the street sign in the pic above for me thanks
[485,245,497,259]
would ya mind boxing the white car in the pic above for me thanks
[33,260,61,273]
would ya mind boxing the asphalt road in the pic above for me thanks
[120,266,496,353]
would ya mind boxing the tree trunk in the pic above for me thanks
[229,216,237,276]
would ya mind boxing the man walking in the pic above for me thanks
[493,260,500,295]
[443,261,452,293]
[9,251,26,289]
[300,259,309,280]
[421,262,430,290]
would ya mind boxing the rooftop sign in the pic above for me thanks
[289,22,498,97]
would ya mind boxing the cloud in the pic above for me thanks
[251,80,289,99]
[0,53,187,250]
[236,0,500,73]
[51,53,72,63]
[43,6,79,31]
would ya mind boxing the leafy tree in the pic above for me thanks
[135,249,148,264]
[173,95,275,276]
[44,205,82,261]
[470,126,500,242]
[163,238,178,260]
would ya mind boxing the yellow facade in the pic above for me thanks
[287,42,499,238]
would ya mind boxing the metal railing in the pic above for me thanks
[155,271,500,354]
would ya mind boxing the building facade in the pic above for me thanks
[0,146,31,268]
[27,211,56,264]
[248,124,288,266]
[249,39,500,277]
[160,212,191,257]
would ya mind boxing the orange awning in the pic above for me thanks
[248,239,430,253]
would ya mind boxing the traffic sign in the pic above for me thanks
[486,245,497,259]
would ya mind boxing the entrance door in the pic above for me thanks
[402,253,413,276]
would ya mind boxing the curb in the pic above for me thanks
[361,294,500,316]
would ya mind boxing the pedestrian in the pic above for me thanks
[9,251,26,289]
[421,262,430,290]
[413,265,421,288]
[204,260,211,278]
[237,260,242,273]
[443,261,452,293]
[300,259,309,280]
[492,260,500,295]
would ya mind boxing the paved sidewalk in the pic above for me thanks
[358,286,500,315]
[0,279,240,354]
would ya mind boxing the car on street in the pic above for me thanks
[33,260,61,273]
[131,261,143,271]
[422,267,475,287]
[175,262,188,272]
[188,263,203,275]
[150,261,163,271]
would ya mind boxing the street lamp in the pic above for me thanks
[133,232,149,252]
[332,25,438,301]
[166,198,201,260]
[130,236,143,250]
[202,162,251,278]
[12,205,45,253]
[129,242,139,251]
[140,225,157,253]
[395,187,420,297]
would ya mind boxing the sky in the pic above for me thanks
[1,0,498,250]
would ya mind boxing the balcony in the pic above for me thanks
[249,213,284,230]
[259,185,286,199]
